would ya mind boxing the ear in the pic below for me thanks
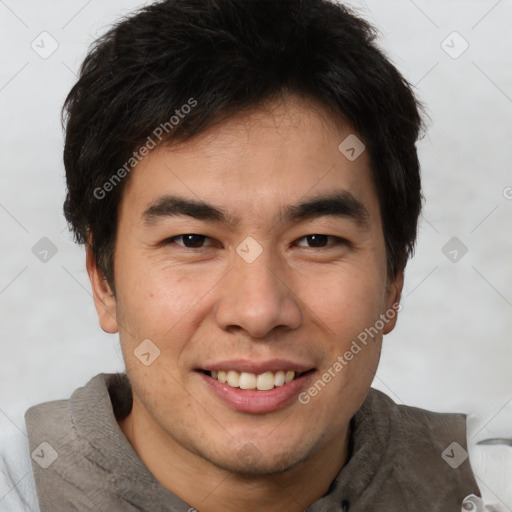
[86,245,119,334]
[382,269,403,335]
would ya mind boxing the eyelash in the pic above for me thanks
[163,233,350,250]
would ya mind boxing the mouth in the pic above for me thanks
[196,362,316,413]
[199,369,314,391]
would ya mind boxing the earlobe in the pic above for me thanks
[383,269,404,335]
[86,246,119,334]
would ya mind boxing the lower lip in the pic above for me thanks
[198,371,315,413]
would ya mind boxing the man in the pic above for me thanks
[0,0,508,510]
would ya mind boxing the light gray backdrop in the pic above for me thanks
[1,0,511,437]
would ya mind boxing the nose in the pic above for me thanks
[213,249,302,339]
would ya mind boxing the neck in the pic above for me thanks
[118,401,350,512]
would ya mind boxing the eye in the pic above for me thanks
[165,234,215,248]
[294,234,348,248]
[163,233,348,250]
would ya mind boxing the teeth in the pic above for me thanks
[256,372,274,391]
[227,370,240,388]
[274,370,285,387]
[209,369,298,390]
[239,372,257,389]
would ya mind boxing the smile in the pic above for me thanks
[205,369,303,391]
[197,363,316,413]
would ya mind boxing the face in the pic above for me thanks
[89,95,402,476]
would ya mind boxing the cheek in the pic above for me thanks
[303,263,387,342]
[113,255,224,361]
[299,264,387,411]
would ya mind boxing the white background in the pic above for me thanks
[1,0,511,437]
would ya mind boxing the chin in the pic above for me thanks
[201,437,317,477]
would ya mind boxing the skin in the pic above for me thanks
[87,94,403,511]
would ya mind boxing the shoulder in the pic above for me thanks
[24,399,71,437]
[2,374,114,512]
[0,428,40,511]
[366,388,469,443]
[367,389,512,511]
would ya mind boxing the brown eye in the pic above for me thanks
[168,234,209,248]
[303,234,329,247]
[295,234,347,248]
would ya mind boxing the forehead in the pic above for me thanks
[119,95,379,228]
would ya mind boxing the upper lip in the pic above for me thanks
[199,359,315,374]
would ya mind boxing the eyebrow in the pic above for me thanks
[142,191,370,229]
